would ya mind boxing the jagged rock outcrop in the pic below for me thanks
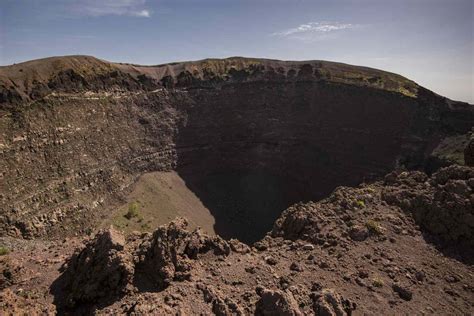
[312,288,355,316]
[59,227,134,306]
[271,184,380,245]
[56,219,230,309]
[273,165,473,254]
[255,288,302,316]
[382,165,473,247]
[135,218,230,290]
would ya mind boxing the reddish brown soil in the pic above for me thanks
[1,166,472,315]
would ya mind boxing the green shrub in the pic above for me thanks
[366,220,383,235]
[124,202,140,220]
[0,246,9,256]
[356,200,366,208]
[372,277,384,287]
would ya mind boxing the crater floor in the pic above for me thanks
[102,170,316,244]
[99,171,216,236]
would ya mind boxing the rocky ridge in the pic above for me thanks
[1,165,473,314]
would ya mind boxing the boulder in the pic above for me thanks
[312,288,355,316]
[136,218,230,289]
[348,225,369,241]
[61,227,134,307]
[255,288,302,316]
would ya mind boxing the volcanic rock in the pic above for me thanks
[135,218,230,289]
[348,225,369,241]
[59,227,134,307]
[312,288,355,316]
[255,288,302,316]
[392,283,413,301]
[382,165,474,248]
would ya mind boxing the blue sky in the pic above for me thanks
[1,0,473,102]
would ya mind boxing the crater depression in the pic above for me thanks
[0,56,472,243]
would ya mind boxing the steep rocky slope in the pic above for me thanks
[0,166,472,314]
[0,55,472,242]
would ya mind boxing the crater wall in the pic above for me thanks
[0,56,472,241]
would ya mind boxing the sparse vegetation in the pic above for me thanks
[124,202,140,220]
[372,277,384,288]
[0,246,10,256]
[366,220,383,235]
[356,200,366,208]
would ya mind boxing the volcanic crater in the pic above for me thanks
[0,56,473,315]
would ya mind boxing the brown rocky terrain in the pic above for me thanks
[0,55,473,314]
[1,165,473,314]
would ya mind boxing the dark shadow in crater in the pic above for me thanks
[178,169,323,244]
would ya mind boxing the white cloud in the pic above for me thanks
[273,22,357,40]
[132,10,151,17]
[71,0,151,18]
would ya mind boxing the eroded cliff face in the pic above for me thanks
[0,56,472,241]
